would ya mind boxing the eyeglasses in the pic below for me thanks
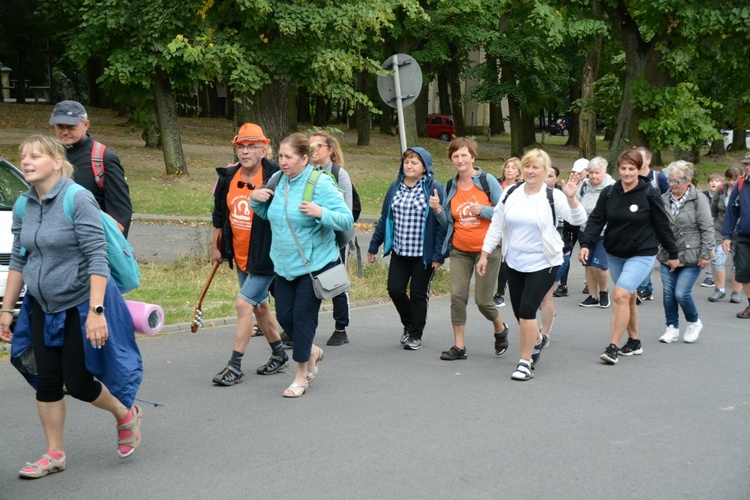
[667,178,688,185]
[237,181,256,190]
[235,144,265,152]
[312,143,328,150]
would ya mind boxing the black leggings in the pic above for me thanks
[506,265,560,320]
[31,298,102,403]
[496,261,509,296]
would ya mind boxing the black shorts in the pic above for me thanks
[734,235,750,283]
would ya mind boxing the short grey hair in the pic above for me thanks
[588,156,608,171]
[664,160,695,181]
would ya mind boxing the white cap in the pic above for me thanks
[572,158,589,173]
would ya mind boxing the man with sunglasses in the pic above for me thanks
[210,123,288,386]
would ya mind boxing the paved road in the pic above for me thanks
[1,266,748,499]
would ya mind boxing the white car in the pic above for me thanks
[722,130,750,151]
[1,158,29,326]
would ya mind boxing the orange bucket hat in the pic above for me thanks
[232,123,270,145]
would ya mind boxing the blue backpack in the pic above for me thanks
[13,184,141,293]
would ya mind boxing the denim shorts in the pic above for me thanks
[606,253,656,294]
[236,269,274,307]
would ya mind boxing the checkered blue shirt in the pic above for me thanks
[392,178,427,257]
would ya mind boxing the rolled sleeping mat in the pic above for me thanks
[125,300,165,336]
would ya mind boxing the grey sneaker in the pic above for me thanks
[400,329,410,345]
[212,365,245,386]
[708,289,726,302]
[730,292,742,304]
[403,336,422,350]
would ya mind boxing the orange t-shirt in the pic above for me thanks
[227,168,264,272]
[450,184,492,252]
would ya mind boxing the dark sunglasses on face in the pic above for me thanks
[237,181,256,190]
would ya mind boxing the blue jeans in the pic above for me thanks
[637,274,653,294]
[659,264,701,328]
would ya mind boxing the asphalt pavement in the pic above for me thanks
[1,257,749,498]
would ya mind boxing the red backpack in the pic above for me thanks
[91,141,107,190]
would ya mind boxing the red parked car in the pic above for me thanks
[427,114,455,141]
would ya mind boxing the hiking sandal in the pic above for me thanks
[440,345,467,361]
[19,453,66,479]
[494,323,509,355]
[251,324,263,337]
[117,405,142,458]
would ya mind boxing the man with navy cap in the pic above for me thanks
[50,100,133,236]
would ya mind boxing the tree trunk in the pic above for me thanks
[566,84,581,148]
[86,58,109,108]
[141,112,161,148]
[579,40,602,158]
[521,110,536,147]
[357,71,371,146]
[709,138,725,156]
[437,70,452,115]
[153,67,188,175]
[297,86,311,123]
[731,127,747,152]
[287,84,298,133]
[380,100,393,135]
[404,102,419,149]
[415,78,429,137]
[14,46,28,104]
[600,0,669,168]
[313,95,329,127]
[247,79,293,152]
[448,47,465,137]
[501,58,523,157]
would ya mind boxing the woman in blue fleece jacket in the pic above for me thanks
[0,135,142,479]
[251,133,353,398]
[368,147,447,351]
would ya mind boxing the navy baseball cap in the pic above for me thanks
[49,100,88,125]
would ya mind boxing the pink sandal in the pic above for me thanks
[117,405,143,458]
[19,452,66,479]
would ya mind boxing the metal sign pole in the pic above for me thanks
[392,54,408,155]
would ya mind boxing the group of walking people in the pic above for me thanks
[3,109,750,480]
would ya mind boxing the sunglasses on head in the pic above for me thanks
[237,181,256,190]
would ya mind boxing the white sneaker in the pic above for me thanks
[683,319,703,343]
[660,325,679,344]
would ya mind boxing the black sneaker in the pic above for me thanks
[619,338,643,356]
[212,365,245,386]
[256,352,289,375]
[552,284,569,297]
[700,275,715,288]
[493,294,506,308]
[400,328,410,346]
[326,329,349,346]
[598,291,610,308]
[403,336,422,350]
[531,333,549,366]
[637,290,653,302]
[600,343,619,364]
[579,295,599,307]
[582,284,589,295]
[280,330,293,349]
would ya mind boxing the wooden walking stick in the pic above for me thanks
[191,260,221,332]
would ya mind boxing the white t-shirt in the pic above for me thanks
[504,189,551,272]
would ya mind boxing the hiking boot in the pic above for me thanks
[493,294,506,308]
[700,276,715,288]
[212,365,245,386]
[327,329,349,346]
[659,325,679,344]
[579,295,599,307]
[708,289,726,302]
[257,352,289,375]
[552,284,569,297]
[683,319,703,343]
[619,338,643,356]
[280,330,293,350]
[598,291,610,308]
[730,292,742,304]
[531,333,549,366]
[738,306,750,319]
[600,343,619,364]
[403,336,422,350]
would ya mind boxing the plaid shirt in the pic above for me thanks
[669,191,687,217]
[392,178,427,257]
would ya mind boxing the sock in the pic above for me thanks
[519,358,532,366]
[229,350,244,370]
[718,288,725,293]
[269,340,284,356]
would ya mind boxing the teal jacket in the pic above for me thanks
[251,165,353,280]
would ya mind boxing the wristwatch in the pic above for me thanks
[90,305,105,315]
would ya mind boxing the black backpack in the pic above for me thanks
[331,163,361,222]
[446,172,492,202]
[502,181,556,224]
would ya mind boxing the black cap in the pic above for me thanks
[49,100,88,125]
